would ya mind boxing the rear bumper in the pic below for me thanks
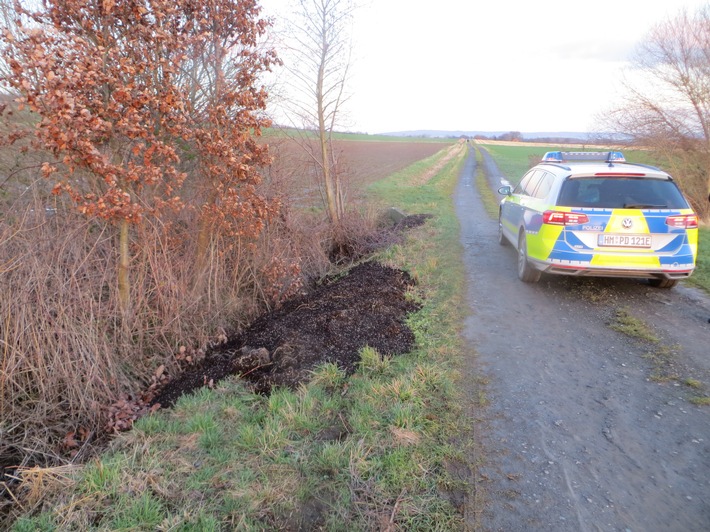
[536,259,694,280]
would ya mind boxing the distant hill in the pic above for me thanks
[379,130,605,141]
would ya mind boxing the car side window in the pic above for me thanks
[513,170,535,195]
[532,172,555,199]
[522,170,544,197]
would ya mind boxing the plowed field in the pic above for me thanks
[263,137,454,205]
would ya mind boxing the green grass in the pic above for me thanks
[474,147,500,219]
[608,308,709,394]
[477,143,552,183]
[11,144,472,530]
[478,143,670,185]
[688,226,710,294]
[610,308,660,343]
[684,378,702,389]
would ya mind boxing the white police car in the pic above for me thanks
[497,151,698,288]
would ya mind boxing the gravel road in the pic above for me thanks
[455,145,710,531]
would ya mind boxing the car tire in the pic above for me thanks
[648,278,679,289]
[517,231,542,283]
[498,215,508,246]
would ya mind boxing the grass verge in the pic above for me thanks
[687,226,710,294]
[609,308,710,401]
[9,145,473,530]
[475,143,550,183]
[473,146,499,219]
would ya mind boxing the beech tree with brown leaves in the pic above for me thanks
[2,0,279,311]
[5,1,186,312]
[178,1,280,292]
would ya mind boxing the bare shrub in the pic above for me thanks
[1,201,129,456]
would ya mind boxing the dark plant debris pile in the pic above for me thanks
[151,261,421,408]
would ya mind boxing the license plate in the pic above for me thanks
[598,234,652,248]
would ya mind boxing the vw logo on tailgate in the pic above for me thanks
[622,218,633,229]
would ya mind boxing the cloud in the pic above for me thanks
[548,39,637,63]
[260,0,710,133]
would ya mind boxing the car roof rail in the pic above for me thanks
[541,151,626,163]
[539,162,571,171]
[617,161,661,172]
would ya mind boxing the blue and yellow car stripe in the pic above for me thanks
[528,207,698,272]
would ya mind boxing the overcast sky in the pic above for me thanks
[259,0,710,134]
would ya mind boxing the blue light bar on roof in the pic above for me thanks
[541,151,626,163]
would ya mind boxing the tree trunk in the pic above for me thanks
[319,125,339,223]
[118,218,131,315]
[194,211,213,296]
[317,20,340,224]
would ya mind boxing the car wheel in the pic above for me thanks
[517,231,541,283]
[648,278,679,289]
[498,216,508,246]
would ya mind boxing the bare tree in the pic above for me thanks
[603,5,710,219]
[0,0,25,87]
[279,0,356,224]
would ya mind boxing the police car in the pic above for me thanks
[497,151,698,288]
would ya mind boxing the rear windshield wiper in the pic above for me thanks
[623,203,668,209]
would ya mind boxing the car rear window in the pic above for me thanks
[556,177,690,209]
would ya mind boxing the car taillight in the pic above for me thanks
[543,211,589,225]
[665,214,698,228]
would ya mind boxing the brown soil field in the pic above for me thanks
[263,137,455,205]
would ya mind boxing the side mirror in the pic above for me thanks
[498,185,512,196]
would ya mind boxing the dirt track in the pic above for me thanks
[456,145,710,531]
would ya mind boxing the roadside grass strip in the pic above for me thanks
[688,226,710,294]
[476,142,549,184]
[609,308,710,402]
[11,145,473,530]
[473,146,500,219]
